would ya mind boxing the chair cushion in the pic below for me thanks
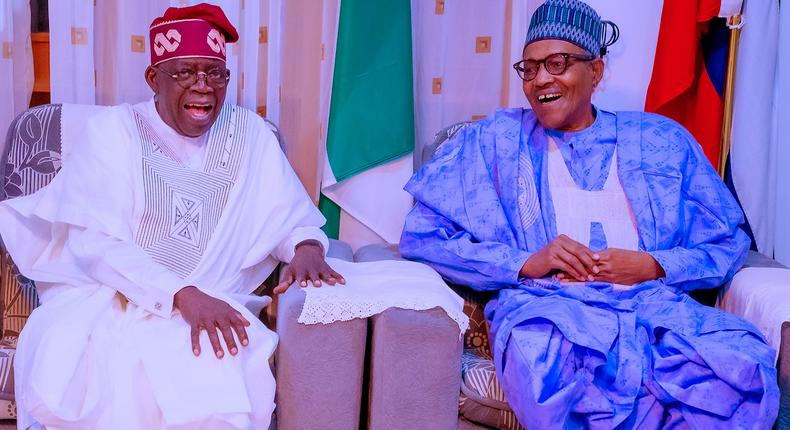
[353,243,402,262]
[450,285,493,359]
[327,238,354,262]
[0,338,16,419]
[0,252,37,338]
[778,321,790,429]
[459,349,523,430]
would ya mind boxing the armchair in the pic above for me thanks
[357,121,790,430]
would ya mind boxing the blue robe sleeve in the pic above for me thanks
[646,123,750,291]
[400,114,535,291]
[400,202,531,291]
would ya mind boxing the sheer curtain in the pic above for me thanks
[772,2,789,265]
[48,0,94,104]
[412,0,509,167]
[0,0,33,158]
[48,0,280,112]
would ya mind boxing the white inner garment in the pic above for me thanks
[137,98,209,169]
[547,135,639,290]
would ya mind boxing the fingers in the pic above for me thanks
[205,323,225,359]
[307,268,321,287]
[273,282,290,295]
[319,269,345,285]
[190,326,201,356]
[555,249,589,281]
[591,261,613,283]
[232,311,250,347]
[558,235,599,273]
[219,321,238,356]
[296,266,344,288]
[274,270,295,294]
[318,268,336,285]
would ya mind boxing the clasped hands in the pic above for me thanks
[174,239,344,360]
[519,234,664,286]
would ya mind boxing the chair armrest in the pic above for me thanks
[327,238,354,262]
[718,266,790,358]
[354,243,403,262]
[717,263,790,428]
[744,250,788,269]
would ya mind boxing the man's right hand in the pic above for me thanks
[174,286,251,359]
[519,235,599,281]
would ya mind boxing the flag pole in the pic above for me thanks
[719,13,743,177]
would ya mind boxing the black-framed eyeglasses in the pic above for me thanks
[154,65,231,88]
[513,53,595,82]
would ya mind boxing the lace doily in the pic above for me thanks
[298,258,469,335]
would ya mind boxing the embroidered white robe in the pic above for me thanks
[0,100,328,429]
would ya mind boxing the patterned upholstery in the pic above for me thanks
[0,104,63,418]
[1,105,62,338]
[460,350,523,430]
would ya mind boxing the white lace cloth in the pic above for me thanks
[298,257,470,334]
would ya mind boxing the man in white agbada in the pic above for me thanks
[0,3,469,429]
[0,4,347,429]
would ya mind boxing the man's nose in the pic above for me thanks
[191,73,212,92]
[533,63,554,86]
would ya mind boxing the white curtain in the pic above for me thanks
[0,0,33,159]
[412,0,508,160]
[773,1,790,265]
[93,0,169,105]
[48,0,94,104]
[48,0,279,113]
[730,0,780,258]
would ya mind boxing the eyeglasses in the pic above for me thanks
[155,65,231,88]
[513,53,595,82]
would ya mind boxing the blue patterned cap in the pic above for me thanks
[526,0,618,57]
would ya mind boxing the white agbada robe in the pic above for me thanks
[0,99,329,429]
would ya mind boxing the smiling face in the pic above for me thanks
[522,39,603,132]
[145,57,229,137]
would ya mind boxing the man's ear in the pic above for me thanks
[591,58,604,88]
[145,66,159,94]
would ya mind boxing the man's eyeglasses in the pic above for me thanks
[513,53,595,82]
[154,65,231,88]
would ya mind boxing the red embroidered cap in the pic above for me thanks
[149,3,239,66]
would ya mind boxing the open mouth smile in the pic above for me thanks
[537,93,562,104]
[183,103,214,120]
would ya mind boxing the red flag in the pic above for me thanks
[645,0,724,166]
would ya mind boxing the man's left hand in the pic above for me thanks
[273,240,345,294]
[584,248,664,285]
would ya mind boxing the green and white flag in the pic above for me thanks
[319,0,415,245]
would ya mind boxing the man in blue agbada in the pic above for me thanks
[400,0,780,428]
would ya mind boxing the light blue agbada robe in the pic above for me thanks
[400,108,779,429]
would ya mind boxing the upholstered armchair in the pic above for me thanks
[354,121,790,430]
[0,104,464,430]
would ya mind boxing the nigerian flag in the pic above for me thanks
[319,0,415,241]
